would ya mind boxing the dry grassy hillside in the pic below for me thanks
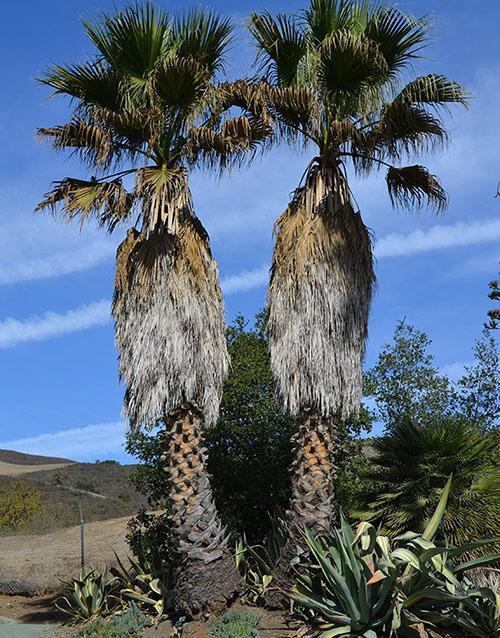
[0,450,148,529]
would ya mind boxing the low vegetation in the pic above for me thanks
[210,611,260,638]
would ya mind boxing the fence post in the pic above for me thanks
[79,504,85,571]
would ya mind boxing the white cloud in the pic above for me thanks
[221,265,269,295]
[374,218,500,259]
[0,299,111,349]
[0,421,130,463]
[0,240,116,285]
[440,360,474,381]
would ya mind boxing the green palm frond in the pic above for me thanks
[365,7,431,75]
[386,164,447,212]
[40,61,122,110]
[303,0,367,43]
[317,30,388,101]
[148,56,209,113]
[82,2,171,79]
[396,74,469,109]
[248,12,307,86]
[171,8,233,76]
[359,102,447,160]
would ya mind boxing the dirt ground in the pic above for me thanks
[0,516,131,594]
[0,598,297,638]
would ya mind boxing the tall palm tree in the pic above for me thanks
[248,0,468,574]
[37,2,269,614]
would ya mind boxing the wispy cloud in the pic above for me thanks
[221,265,269,295]
[440,360,474,381]
[374,218,500,259]
[0,421,130,463]
[0,240,116,285]
[0,300,111,349]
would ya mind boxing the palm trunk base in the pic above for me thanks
[175,553,241,617]
[265,413,338,609]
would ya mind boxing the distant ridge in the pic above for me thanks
[0,449,75,466]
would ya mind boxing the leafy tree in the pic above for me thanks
[0,480,42,530]
[354,417,500,546]
[365,321,454,430]
[456,329,499,431]
[248,0,467,576]
[36,2,269,613]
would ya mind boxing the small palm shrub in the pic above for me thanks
[288,480,500,637]
[210,612,260,638]
[56,568,119,621]
[111,541,175,617]
[355,418,500,545]
[74,603,148,637]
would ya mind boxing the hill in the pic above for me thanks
[0,449,148,530]
[0,449,74,466]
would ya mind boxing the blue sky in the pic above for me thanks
[0,0,498,463]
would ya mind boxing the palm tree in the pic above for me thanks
[37,2,269,614]
[248,0,468,572]
[354,418,500,547]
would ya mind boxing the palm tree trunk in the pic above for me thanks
[161,403,241,616]
[266,413,338,606]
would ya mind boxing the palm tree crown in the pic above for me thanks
[37,2,269,428]
[249,0,468,420]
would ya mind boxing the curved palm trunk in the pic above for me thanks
[113,190,241,615]
[267,163,374,601]
[161,404,240,614]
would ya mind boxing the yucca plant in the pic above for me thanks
[248,0,468,578]
[287,479,500,637]
[55,568,118,622]
[37,2,270,614]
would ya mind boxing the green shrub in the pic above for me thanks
[55,568,118,621]
[289,480,500,637]
[210,612,260,638]
[74,603,148,637]
[76,481,98,493]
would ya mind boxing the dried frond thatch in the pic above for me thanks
[113,205,229,428]
[37,117,113,167]
[268,164,375,419]
[386,164,447,212]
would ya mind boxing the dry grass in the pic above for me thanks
[0,516,131,594]
[0,462,72,477]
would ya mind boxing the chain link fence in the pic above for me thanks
[0,513,131,595]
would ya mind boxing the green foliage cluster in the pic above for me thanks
[73,604,148,638]
[290,483,500,638]
[0,479,41,530]
[361,321,499,541]
[210,611,260,638]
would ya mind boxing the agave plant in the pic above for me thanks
[248,0,468,580]
[288,479,500,637]
[55,568,118,622]
[37,1,270,614]
[111,544,175,618]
